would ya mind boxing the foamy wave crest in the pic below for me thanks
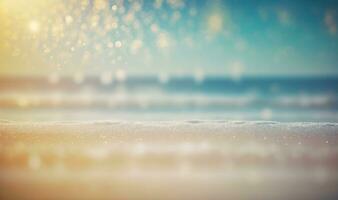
[0,92,336,110]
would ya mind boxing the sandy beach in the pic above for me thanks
[0,121,337,200]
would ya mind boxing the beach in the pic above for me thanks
[1,121,337,200]
[1,0,338,199]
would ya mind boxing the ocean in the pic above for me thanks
[0,76,337,122]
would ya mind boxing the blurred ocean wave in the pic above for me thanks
[0,76,337,122]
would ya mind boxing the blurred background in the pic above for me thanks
[1,2,338,199]
[0,0,338,122]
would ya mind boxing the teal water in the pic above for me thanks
[0,76,337,122]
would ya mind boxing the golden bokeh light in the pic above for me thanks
[28,20,40,33]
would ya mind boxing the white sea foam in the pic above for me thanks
[1,91,336,109]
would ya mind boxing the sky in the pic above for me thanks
[0,0,337,77]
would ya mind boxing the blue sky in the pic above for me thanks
[0,0,337,77]
[139,0,338,76]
